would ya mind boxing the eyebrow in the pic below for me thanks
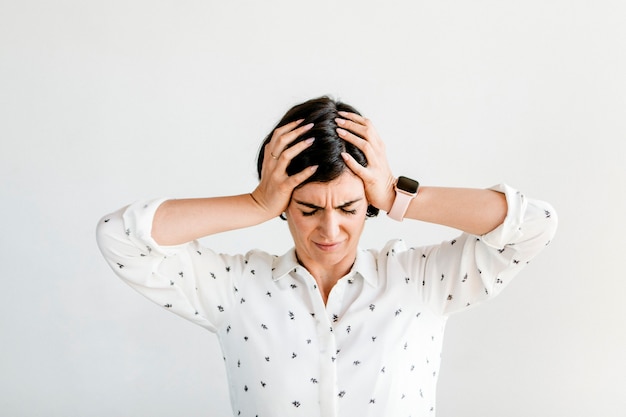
[294,198,363,211]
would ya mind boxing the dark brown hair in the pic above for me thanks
[257,96,379,217]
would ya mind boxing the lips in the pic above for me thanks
[314,241,343,251]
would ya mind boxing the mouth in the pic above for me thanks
[314,241,343,252]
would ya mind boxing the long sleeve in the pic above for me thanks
[96,198,243,332]
[392,184,558,316]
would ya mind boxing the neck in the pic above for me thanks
[295,251,355,304]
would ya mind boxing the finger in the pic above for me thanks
[272,118,305,138]
[338,111,366,124]
[335,117,376,143]
[286,165,319,187]
[336,126,373,155]
[279,137,315,162]
[341,152,371,180]
[269,122,314,156]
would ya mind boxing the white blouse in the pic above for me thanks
[96,184,557,417]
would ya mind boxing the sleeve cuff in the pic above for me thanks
[480,184,527,250]
[122,197,181,256]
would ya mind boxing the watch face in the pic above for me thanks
[397,176,419,194]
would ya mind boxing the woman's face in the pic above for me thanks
[285,170,368,275]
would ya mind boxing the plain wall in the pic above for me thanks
[1,0,624,415]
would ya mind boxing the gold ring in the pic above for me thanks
[270,152,279,160]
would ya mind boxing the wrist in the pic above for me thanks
[387,176,420,221]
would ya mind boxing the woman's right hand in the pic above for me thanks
[250,119,317,218]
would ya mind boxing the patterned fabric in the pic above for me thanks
[96,184,557,417]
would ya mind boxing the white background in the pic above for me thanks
[1,0,624,416]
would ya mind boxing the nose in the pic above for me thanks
[318,211,341,240]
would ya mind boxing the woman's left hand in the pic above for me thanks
[336,112,396,213]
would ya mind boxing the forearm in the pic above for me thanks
[152,193,274,246]
[404,186,508,236]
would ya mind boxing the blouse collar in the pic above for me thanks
[271,247,379,288]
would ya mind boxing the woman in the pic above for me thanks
[97,96,557,416]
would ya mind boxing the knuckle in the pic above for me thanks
[362,141,373,152]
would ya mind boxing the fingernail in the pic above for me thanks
[338,111,349,117]
[304,122,314,129]
[336,127,347,135]
[341,152,349,160]
[304,137,315,145]
[335,118,345,126]
[310,165,319,172]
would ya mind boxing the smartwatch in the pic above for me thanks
[387,176,420,221]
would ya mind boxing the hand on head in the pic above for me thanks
[252,97,395,218]
[336,112,396,213]
[250,120,318,217]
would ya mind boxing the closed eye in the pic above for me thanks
[302,208,356,216]
[294,198,363,217]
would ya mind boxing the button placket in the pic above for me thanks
[296,268,340,417]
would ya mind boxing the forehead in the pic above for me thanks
[292,171,365,204]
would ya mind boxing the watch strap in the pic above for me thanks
[388,189,415,221]
[388,176,419,221]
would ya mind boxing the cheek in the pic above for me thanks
[344,215,366,235]
[286,212,312,238]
